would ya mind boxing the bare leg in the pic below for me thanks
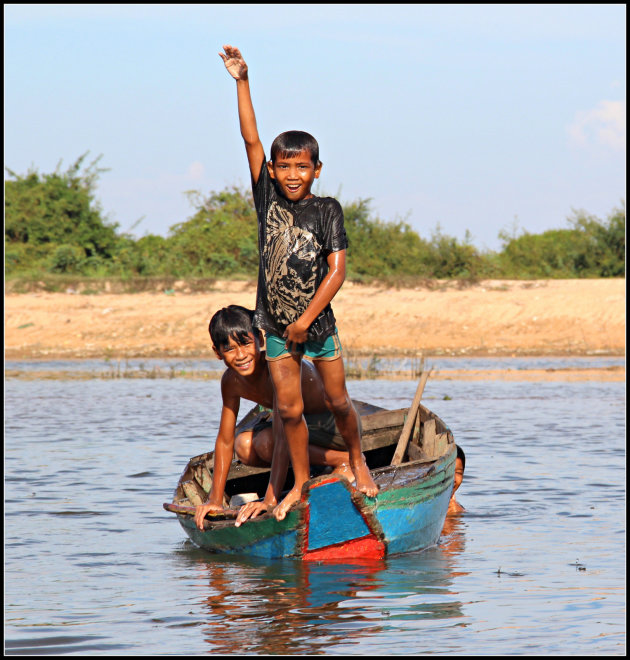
[267,355,310,521]
[235,429,273,466]
[251,428,274,464]
[236,427,350,473]
[313,357,378,497]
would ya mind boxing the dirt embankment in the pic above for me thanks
[5,279,625,381]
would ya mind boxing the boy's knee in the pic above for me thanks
[326,394,353,417]
[234,432,253,463]
[276,400,304,424]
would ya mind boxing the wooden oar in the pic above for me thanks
[390,369,432,466]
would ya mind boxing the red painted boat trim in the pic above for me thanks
[304,534,385,561]
[308,477,342,488]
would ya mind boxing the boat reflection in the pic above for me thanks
[183,518,468,655]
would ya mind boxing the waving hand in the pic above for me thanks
[219,45,248,80]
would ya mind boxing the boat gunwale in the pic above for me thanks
[164,444,456,532]
[164,399,456,538]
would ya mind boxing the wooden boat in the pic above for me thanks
[164,378,456,561]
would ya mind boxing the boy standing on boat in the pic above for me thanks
[219,44,377,520]
[194,305,354,531]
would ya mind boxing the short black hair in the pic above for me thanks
[456,444,466,471]
[270,130,320,166]
[209,305,258,353]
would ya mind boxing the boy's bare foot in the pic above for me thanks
[351,455,379,498]
[331,463,355,482]
[273,486,302,521]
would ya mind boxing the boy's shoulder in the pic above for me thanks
[313,194,342,207]
[220,364,251,391]
[220,366,240,393]
[303,195,344,219]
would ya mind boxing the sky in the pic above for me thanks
[4,3,626,251]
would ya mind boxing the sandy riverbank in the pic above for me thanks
[5,279,625,379]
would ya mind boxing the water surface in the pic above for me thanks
[4,363,625,655]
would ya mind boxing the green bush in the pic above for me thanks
[569,206,625,277]
[166,188,259,277]
[423,228,487,280]
[496,205,625,278]
[4,153,624,283]
[344,199,431,278]
[49,244,86,273]
[5,153,120,275]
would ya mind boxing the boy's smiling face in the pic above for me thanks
[268,150,322,202]
[213,332,261,377]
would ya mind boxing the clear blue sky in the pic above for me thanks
[4,4,626,251]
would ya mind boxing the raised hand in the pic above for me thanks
[219,44,248,80]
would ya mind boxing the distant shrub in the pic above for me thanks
[5,153,624,282]
[165,188,259,277]
[5,153,120,275]
[496,205,625,278]
[422,227,488,280]
[49,244,86,273]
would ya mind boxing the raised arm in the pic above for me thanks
[219,44,265,184]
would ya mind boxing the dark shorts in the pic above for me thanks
[251,409,348,452]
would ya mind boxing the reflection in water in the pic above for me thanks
[188,529,468,655]
[440,513,467,557]
[192,556,382,654]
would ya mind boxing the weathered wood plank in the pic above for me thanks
[182,480,206,506]
[164,502,238,520]
[434,432,449,458]
[406,442,423,462]
[194,464,213,493]
[360,408,407,432]
[422,418,437,457]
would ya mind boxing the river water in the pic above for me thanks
[4,358,626,655]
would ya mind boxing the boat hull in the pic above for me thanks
[170,447,455,560]
[165,400,456,560]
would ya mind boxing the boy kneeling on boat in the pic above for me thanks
[194,305,364,530]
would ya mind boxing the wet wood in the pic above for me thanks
[406,442,423,462]
[164,502,238,520]
[391,370,431,465]
[434,432,449,458]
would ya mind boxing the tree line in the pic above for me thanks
[4,154,625,283]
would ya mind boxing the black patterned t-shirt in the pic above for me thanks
[252,159,348,342]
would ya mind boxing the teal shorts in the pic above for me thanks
[265,329,342,361]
